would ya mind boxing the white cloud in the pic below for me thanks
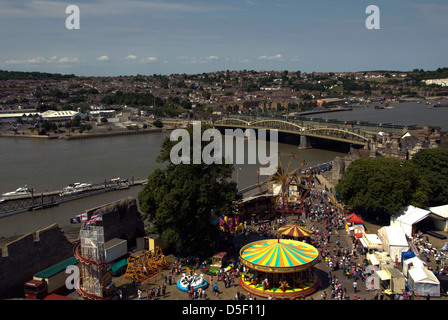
[141,57,158,62]
[5,56,79,64]
[207,55,219,60]
[97,55,110,61]
[258,54,283,60]
[125,54,138,60]
[58,57,80,63]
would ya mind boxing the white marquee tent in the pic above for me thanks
[390,205,430,236]
[402,256,427,278]
[378,226,409,262]
[408,266,440,297]
[428,204,448,232]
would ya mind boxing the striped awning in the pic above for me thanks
[278,223,313,238]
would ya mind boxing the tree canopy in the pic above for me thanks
[137,124,240,257]
[335,157,430,223]
[411,148,448,207]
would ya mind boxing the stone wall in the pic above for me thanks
[0,197,145,299]
[0,224,73,299]
[84,197,145,249]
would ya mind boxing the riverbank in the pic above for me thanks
[0,125,167,140]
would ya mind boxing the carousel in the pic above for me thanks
[239,238,319,299]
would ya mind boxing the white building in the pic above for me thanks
[0,111,40,123]
[40,110,83,122]
[423,78,448,87]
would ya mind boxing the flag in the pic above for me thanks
[85,214,103,226]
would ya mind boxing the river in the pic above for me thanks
[1,99,446,238]
[0,131,346,238]
[304,99,448,130]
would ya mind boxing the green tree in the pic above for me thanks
[152,120,163,128]
[137,124,240,256]
[335,158,429,223]
[411,148,448,207]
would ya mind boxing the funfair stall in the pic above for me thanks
[408,267,440,297]
[378,226,409,263]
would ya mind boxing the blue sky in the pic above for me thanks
[0,0,447,76]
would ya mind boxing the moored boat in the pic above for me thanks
[59,182,92,196]
[1,186,32,198]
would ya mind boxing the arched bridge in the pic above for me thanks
[214,118,370,147]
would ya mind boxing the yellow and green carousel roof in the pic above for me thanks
[240,239,319,273]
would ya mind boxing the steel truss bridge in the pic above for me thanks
[214,118,371,147]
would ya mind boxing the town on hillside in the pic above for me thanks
[1,68,448,130]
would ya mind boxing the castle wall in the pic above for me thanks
[0,224,73,299]
[0,197,145,299]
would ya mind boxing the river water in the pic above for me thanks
[1,99,447,238]
[304,99,448,130]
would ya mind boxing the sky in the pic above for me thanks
[0,0,447,77]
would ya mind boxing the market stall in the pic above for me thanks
[378,226,409,263]
[408,266,440,297]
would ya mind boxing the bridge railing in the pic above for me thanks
[224,114,408,135]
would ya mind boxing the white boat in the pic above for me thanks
[68,182,92,189]
[59,182,91,196]
[2,187,32,198]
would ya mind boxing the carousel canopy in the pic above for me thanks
[240,239,318,273]
[345,213,364,224]
[278,223,313,238]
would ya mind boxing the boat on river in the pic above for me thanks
[1,186,32,199]
[59,182,92,196]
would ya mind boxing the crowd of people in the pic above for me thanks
[129,173,447,300]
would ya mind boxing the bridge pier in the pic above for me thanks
[298,134,311,149]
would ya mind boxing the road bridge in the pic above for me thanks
[214,118,372,149]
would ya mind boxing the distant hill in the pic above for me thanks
[0,70,76,81]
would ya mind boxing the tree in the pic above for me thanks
[137,124,240,256]
[335,158,429,223]
[152,120,163,128]
[411,148,448,207]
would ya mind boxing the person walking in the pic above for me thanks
[214,283,219,298]
[353,280,357,293]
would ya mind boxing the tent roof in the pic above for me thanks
[403,256,426,267]
[240,239,318,272]
[345,213,364,224]
[379,226,408,246]
[429,204,448,219]
[376,270,391,281]
[409,267,439,284]
[394,205,430,226]
[277,223,313,238]
[402,250,416,261]
[34,257,78,279]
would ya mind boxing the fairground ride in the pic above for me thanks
[257,153,312,215]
